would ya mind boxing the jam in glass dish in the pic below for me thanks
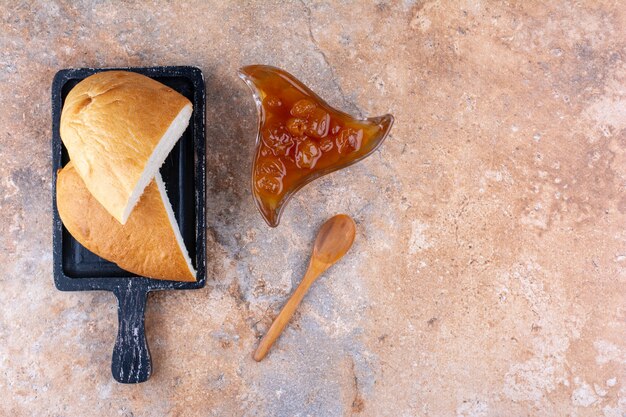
[238,65,394,227]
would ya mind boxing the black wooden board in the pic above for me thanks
[51,66,206,383]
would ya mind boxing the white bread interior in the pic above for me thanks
[123,104,193,222]
[154,172,196,277]
[60,71,193,224]
[56,162,196,281]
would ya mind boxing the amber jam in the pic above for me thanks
[239,65,394,227]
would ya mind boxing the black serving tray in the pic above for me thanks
[51,66,206,383]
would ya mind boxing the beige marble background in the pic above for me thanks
[1,1,626,416]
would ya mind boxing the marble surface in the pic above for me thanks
[1,1,625,416]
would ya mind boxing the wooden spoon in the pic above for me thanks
[253,214,357,361]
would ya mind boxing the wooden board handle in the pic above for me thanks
[111,287,151,383]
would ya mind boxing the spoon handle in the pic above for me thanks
[253,259,328,361]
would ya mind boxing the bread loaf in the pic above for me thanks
[56,162,196,281]
[60,70,192,224]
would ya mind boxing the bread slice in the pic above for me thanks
[56,162,196,281]
[60,70,193,224]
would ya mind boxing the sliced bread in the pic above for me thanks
[60,70,192,224]
[56,161,196,281]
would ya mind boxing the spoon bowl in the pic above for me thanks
[312,214,357,265]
